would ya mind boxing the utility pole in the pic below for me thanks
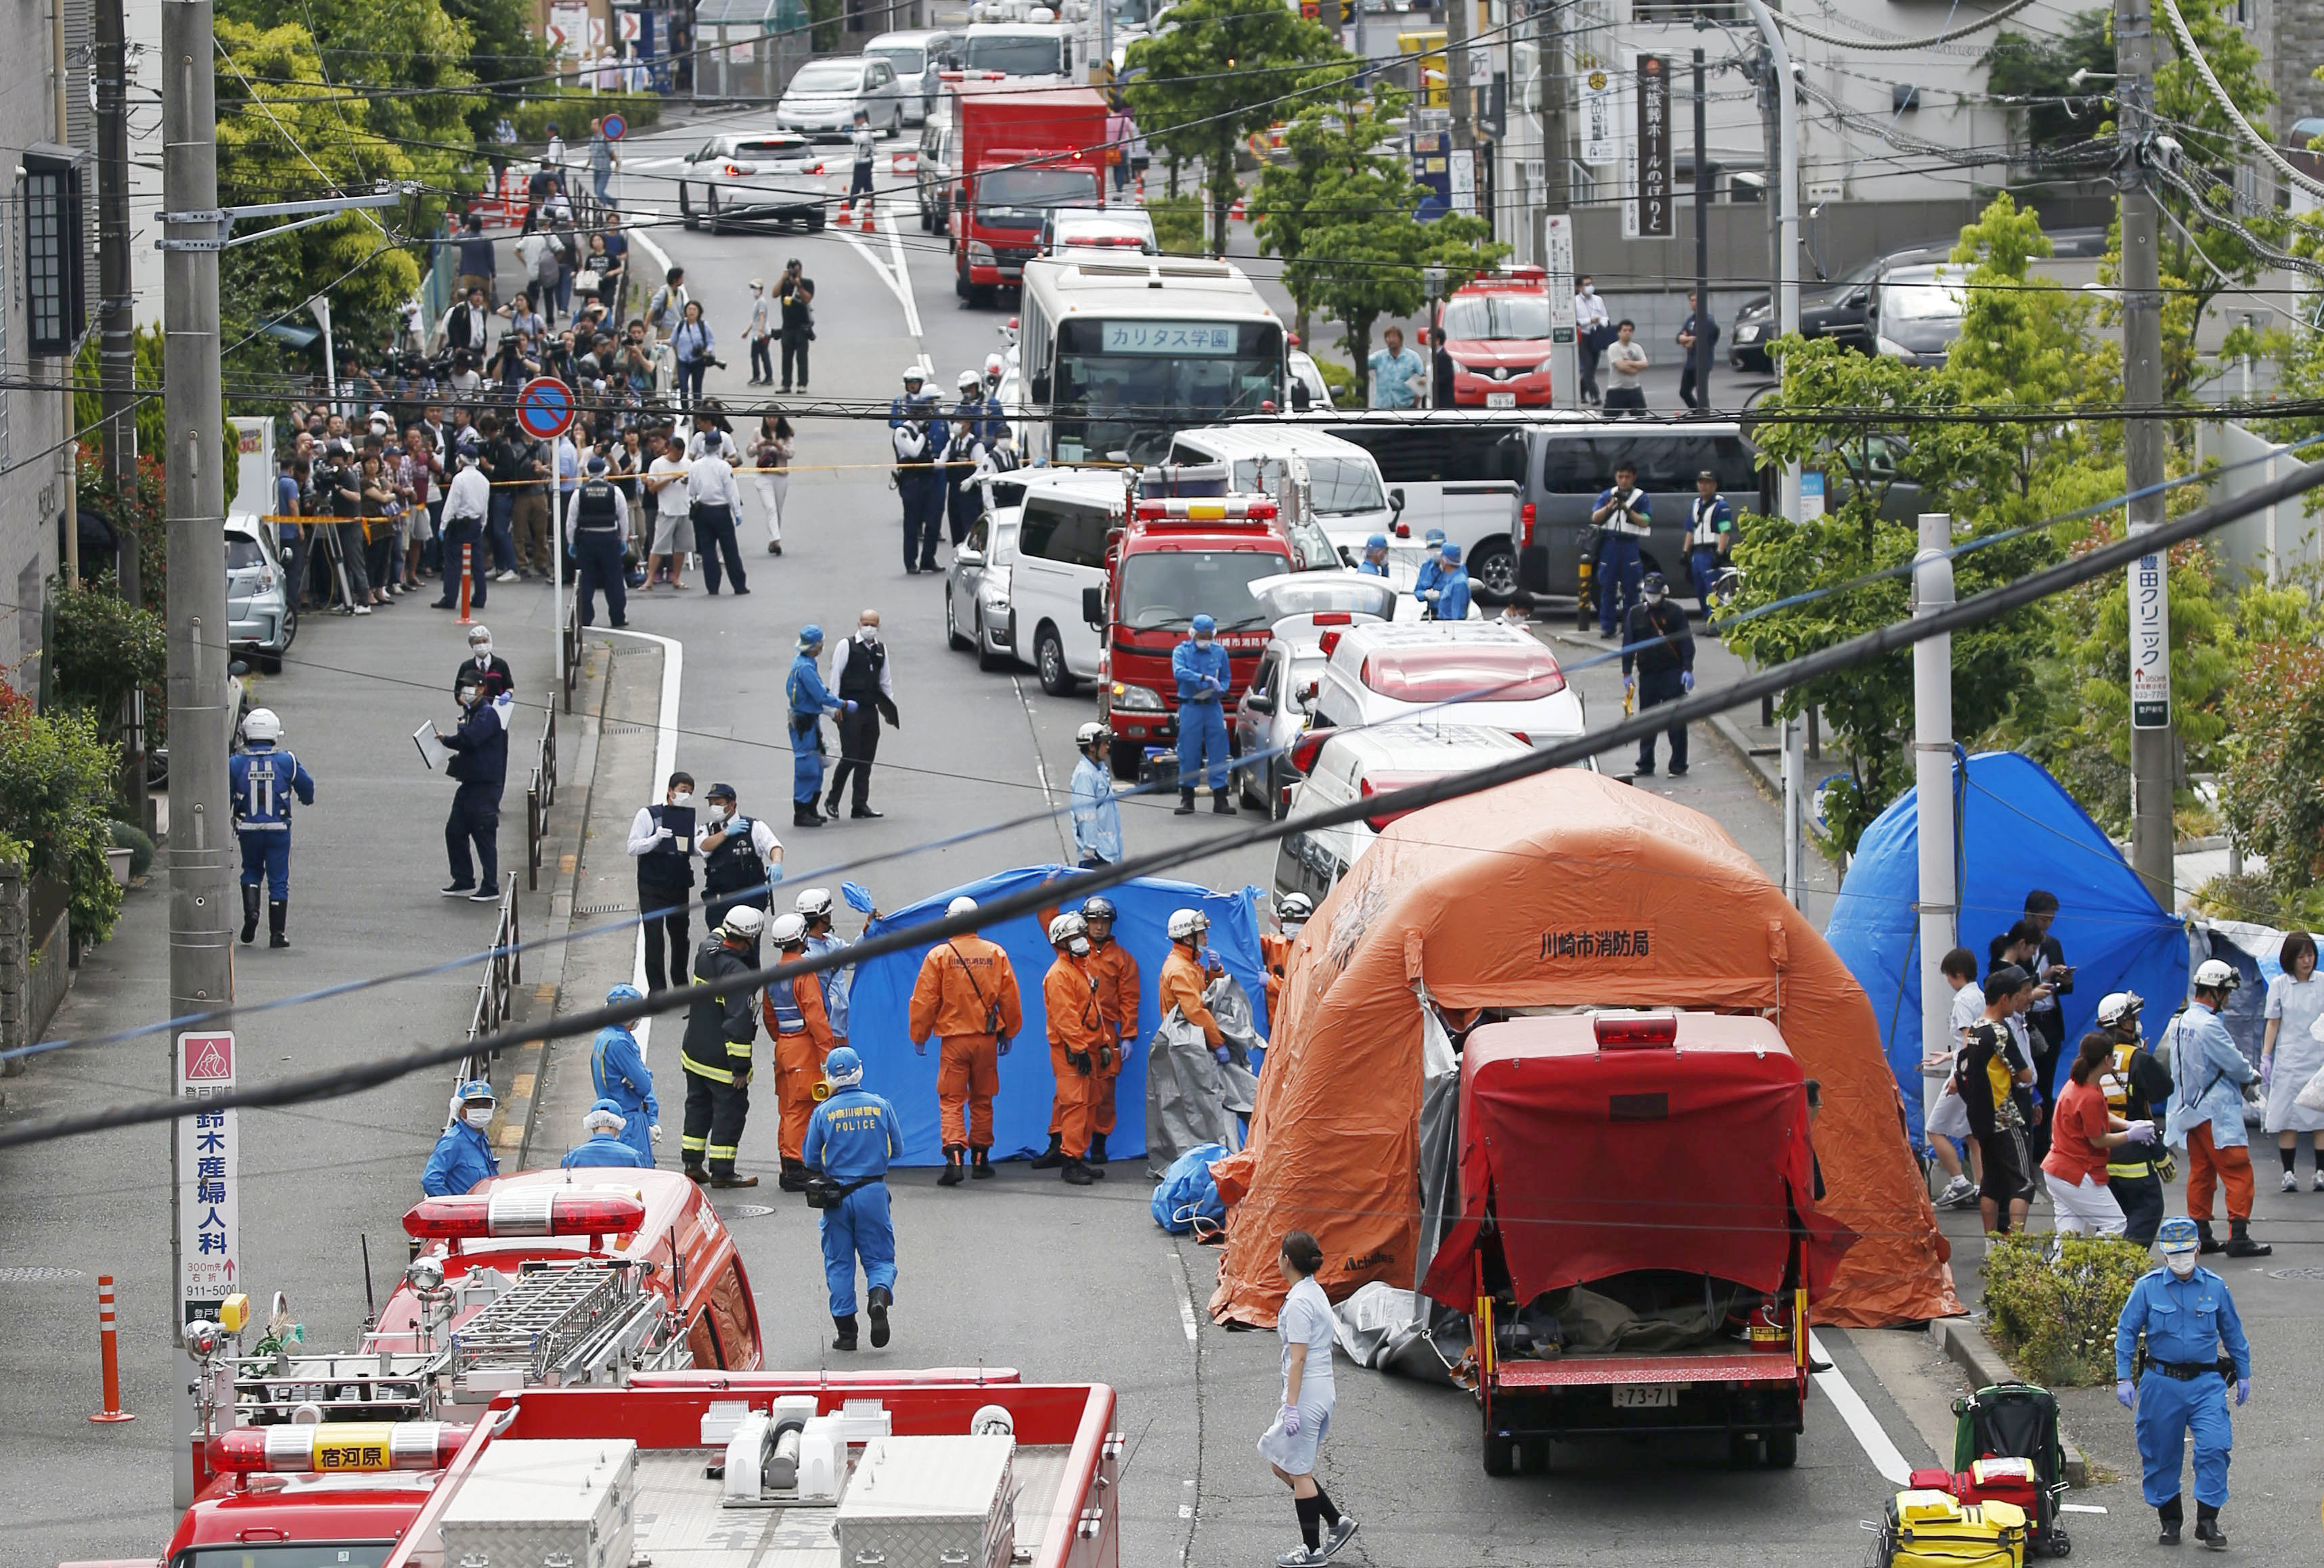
[1538,0,1566,240]
[1913,512,1957,1146]
[1446,0,1473,153]
[95,0,135,550]
[2116,0,2174,905]
[1692,43,1709,411]
[160,0,232,1508]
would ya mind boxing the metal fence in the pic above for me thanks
[525,702,559,892]
[455,881,523,1087]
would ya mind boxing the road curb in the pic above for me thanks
[1927,1316,2091,1488]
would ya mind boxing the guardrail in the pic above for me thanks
[455,880,522,1086]
[561,581,581,714]
[524,702,558,892]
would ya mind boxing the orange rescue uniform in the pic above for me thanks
[762,969,833,1162]
[1159,945,1224,1048]
[908,934,1024,1151]
[1081,938,1140,1140]
[1044,954,1111,1159]
[1258,931,1292,1016]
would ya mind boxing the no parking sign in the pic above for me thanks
[514,377,576,441]
[602,112,627,141]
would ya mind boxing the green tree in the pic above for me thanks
[1982,10,2114,158]
[1121,0,1340,255]
[2218,638,2324,906]
[1253,64,1409,350]
[0,702,133,943]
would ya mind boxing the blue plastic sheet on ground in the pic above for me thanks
[845,866,1268,1165]
[1824,751,2188,1146]
[1151,1141,1230,1235]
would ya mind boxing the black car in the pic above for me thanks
[1727,246,1952,373]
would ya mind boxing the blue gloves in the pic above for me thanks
[2236,1376,2250,1407]
[842,881,876,914]
[1681,671,1695,692]
[2262,1055,2275,1088]
[843,699,858,714]
[1278,1404,1301,1436]
[913,1039,926,1057]
[2116,1379,2136,1410]
[997,1034,1012,1057]
[1213,1045,1232,1065]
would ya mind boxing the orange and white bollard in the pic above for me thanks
[90,1274,135,1423]
[457,542,474,625]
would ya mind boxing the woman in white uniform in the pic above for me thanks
[2262,929,2324,1190]
[1259,1230,1358,1567]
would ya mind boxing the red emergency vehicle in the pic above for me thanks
[1421,1010,1849,1475]
[948,79,1108,304]
[1089,495,1298,780]
[1433,265,1556,407]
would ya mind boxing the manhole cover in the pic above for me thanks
[2267,1266,2324,1281]
[0,1266,85,1283]
[719,1205,776,1219]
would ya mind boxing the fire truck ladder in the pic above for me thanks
[447,1261,679,1390]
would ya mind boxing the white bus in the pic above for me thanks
[1016,254,1287,466]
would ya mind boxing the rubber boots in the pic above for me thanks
[1028,1132,1067,1170]
[1212,793,1235,814]
[792,802,824,828]
[240,884,261,945]
[2197,1219,2225,1255]
[2158,1496,2183,1547]
[970,1145,994,1179]
[1062,1157,1096,1186]
[1175,788,1196,815]
[2225,1218,2272,1257]
[2194,1501,2227,1550]
[832,1314,859,1351]
[1087,1131,1109,1175]
[778,1157,810,1193]
[868,1284,892,1348]
[939,1146,965,1186]
[268,899,289,949]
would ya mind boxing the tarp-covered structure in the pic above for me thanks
[1207,769,1957,1330]
[846,866,1268,1165]
[1823,751,2189,1144]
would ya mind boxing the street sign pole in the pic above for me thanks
[1544,212,1576,409]
[514,377,578,694]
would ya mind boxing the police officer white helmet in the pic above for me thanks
[902,365,926,388]
[769,912,808,948]
[958,368,982,394]
[794,887,835,920]
[1076,720,1110,752]
[2098,990,2145,1029]
[242,708,282,744]
[1167,908,1208,943]
[719,905,767,941]
[2194,958,2241,993]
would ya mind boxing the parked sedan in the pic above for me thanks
[677,133,831,231]
[1727,246,1951,372]
[776,56,908,139]
[946,480,1029,671]
[225,515,295,674]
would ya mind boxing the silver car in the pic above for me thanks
[864,29,957,125]
[225,516,296,674]
[677,132,832,231]
[776,56,908,139]
[946,480,1029,671]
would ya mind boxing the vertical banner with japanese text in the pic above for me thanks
[1636,54,1671,238]
[175,1031,238,1323]
[2130,554,2171,727]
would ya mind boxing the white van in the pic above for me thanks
[1307,619,1587,747]
[1272,723,1532,903]
[1164,424,1399,560]
[1004,468,1125,694]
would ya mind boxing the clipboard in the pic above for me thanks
[658,803,696,847]
[414,721,452,770]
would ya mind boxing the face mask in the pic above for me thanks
[1645,591,1665,606]
[1427,545,1442,560]
[1582,285,1595,296]
[463,1106,495,1129]
[2165,1251,2197,1279]
[671,792,693,810]
[473,641,492,659]
[1068,937,1090,956]
[712,803,732,824]
[1194,635,1212,650]
[859,626,880,645]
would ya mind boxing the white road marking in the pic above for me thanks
[600,627,685,1058]
[1808,1330,1914,1485]
[2059,1504,2109,1515]
[1166,1248,1198,1342]
[840,196,928,373]
[1012,674,1072,861]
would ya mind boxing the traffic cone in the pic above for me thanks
[835,205,855,228]
[862,202,878,233]
[1228,196,1246,222]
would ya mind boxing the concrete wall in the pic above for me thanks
[0,0,70,690]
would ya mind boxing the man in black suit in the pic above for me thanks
[438,673,512,901]
[453,623,515,703]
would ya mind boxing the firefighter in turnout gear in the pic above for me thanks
[681,905,766,1186]
[229,708,316,949]
[762,911,834,1194]
[2097,990,2176,1247]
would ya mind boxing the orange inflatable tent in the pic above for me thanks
[1209,768,1960,1329]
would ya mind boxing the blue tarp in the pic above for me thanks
[845,867,1270,1165]
[1824,751,2188,1146]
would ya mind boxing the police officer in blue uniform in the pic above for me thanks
[2114,1215,2254,1548]
[1172,612,1234,817]
[591,983,659,1163]
[945,369,996,547]
[563,1098,656,1169]
[1411,529,1448,606]
[787,626,854,828]
[802,1045,903,1351]
[569,454,631,628]
[422,1080,501,1194]
[437,674,511,901]
[889,370,950,573]
[1429,542,1473,621]
[229,708,316,949]
[1355,534,1390,576]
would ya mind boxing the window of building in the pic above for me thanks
[23,152,87,357]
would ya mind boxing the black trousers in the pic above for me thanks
[446,783,501,891]
[947,472,980,544]
[2115,1167,2166,1248]
[574,529,627,626]
[749,336,774,382]
[1678,355,1711,411]
[899,475,941,568]
[694,504,747,593]
[781,328,809,389]
[683,1069,751,1177]
[829,706,882,811]
[1635,665,1688,771]
[639,880,691,994]
[437,518,489,608]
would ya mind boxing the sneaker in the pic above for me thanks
[2312,1171,2324,1192]
[1276,1549,1328,1568]
[494,569,519,583]
[1938,1175,1977,1209]
[469,885,501,903]
[352,603,372,615]
[2285,1169,2300,1193]
[441,882,476,897]
[1322,1518,1359,1558]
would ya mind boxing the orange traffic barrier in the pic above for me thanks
[457,542,474,625]
[89,1274,135,1423]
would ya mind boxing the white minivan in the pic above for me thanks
[1003,469,1125,695]
[1272,723,1532,903]
[1165,424,1401,562]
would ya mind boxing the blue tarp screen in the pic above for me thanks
[845,866,1269,1165]
[1824,751,2188,1146]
